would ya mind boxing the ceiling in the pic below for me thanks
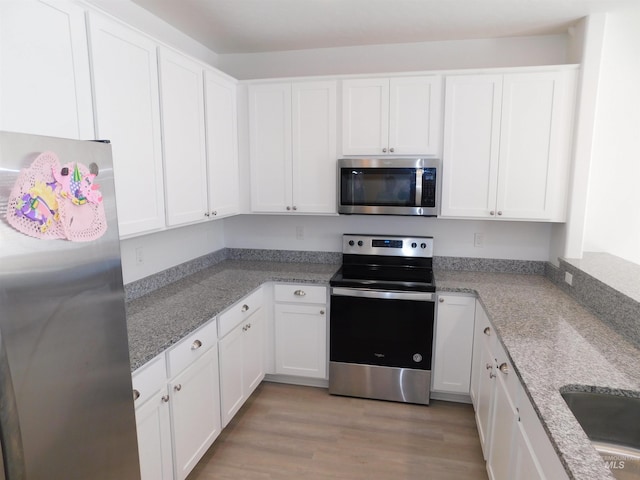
[129,0,637,54]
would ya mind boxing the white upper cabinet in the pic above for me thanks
[441,69,576,222]
[158,48,208,226]
[88,13,166,237]
[249,81,337,214]
[204,70,240,218]
[291,81,337,213]
[0,0,94,139]
[342,76,442,156]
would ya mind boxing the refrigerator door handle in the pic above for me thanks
[0,330,25,480]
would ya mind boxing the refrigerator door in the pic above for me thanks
[0,132,140,480]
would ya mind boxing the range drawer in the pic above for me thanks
[132,354,167,407]
[167,318,218,377]
[218,287,264,338]
[274,284,326,304]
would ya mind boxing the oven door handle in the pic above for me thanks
[331,287,435,302]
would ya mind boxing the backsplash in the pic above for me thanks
[545,253,640,349]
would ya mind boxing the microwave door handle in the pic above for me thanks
[415,168,423,206]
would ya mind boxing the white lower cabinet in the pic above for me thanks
[471,303,568,480]
[432,294,476,395]
[132,319,221,480]
[170,345,221,480]
[218,291,266,427]
[273,284,328,379]
[133,355,173,480]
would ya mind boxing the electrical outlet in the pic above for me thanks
[135,247,144,265]
[474,233,484,248]
[295,226,304,240]
[564,271,573,286]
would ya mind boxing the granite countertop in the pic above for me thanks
[436,270,640,480]
[127,259,639,480]
[126,260,339,370]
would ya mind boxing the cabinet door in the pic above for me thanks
[158,48,208,226]
[249,83,292,212]
[218,325,245,427]
[487,369,518,480]
[274,304,327,379]
[291,81,337,213]
[511,421,545,480]
[389,76,442,155]
[0,0,94,139]
[441,75,502,218]
[342,78,390,155]
[432,295,475,394]
[476,337,495,460]
[88,14,165,237]
[243,309,266,396]
[496,71,570,221]
[205,70,239,218]
[135,390,173,480]
[170,346,221,480]
[470,302,492,406]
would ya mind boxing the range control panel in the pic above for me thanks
[342,234,434,258]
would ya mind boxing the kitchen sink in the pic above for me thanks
[561,391,640,480]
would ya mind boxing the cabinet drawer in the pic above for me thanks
[274,284,326,304]
[132,354,167,407]
[494,342,518,401]
[167,319,218,377]
[218,287,264,338]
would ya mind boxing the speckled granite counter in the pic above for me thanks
[127,255,639,480]
[436,270,640,480]
[126,260,339,371]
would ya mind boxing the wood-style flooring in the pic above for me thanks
[187,382,488,480]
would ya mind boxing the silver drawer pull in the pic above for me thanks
[241,304,249,312]
[499,362,509,374]
[161,395,169,403]
[294,289,306,297]
[174,384,182,392]
[320,310,325,315]
[483,326,491,336]
[133,389,141,401]
[191,339,202,350]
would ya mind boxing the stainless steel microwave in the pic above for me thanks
[337,157,441,216]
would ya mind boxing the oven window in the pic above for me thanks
[340,168,416,206]
[330,294,434,370]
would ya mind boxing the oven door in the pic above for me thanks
[329,287,435,404]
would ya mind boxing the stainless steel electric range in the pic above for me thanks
[329,234,436,405]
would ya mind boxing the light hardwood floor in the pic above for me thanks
[187,382,488,480]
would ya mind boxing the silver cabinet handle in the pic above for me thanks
[499,362,509,374]
[247,323,251,329]
[212,211,217,216]
[438,297,444,303]
[161,394,169,403]
[382,148,387,153]
[286,206,291,211]
[483,326,491,336]
[320,310,325,315]
[241,304,249,312]
[191,339,202,350]
[486,363,492,370]
[204,212,210,217]
[497,211,503,216]
[292,206,297,211]
[490,210,495,216]
[490,372,496,379]
[133,389,140,401]
[174,384,182,392]
[389,147,395,153]
[242,325,247,332]
[294,289,306,297]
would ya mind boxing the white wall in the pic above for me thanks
[217,34,569,80]
[224,215,552,260]
[582,6,640,264]
[120,221,225,283]
[549,14,606,265]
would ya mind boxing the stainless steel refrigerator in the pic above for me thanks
[0,131,140,479]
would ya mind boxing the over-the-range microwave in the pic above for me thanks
[337,157,441,216]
